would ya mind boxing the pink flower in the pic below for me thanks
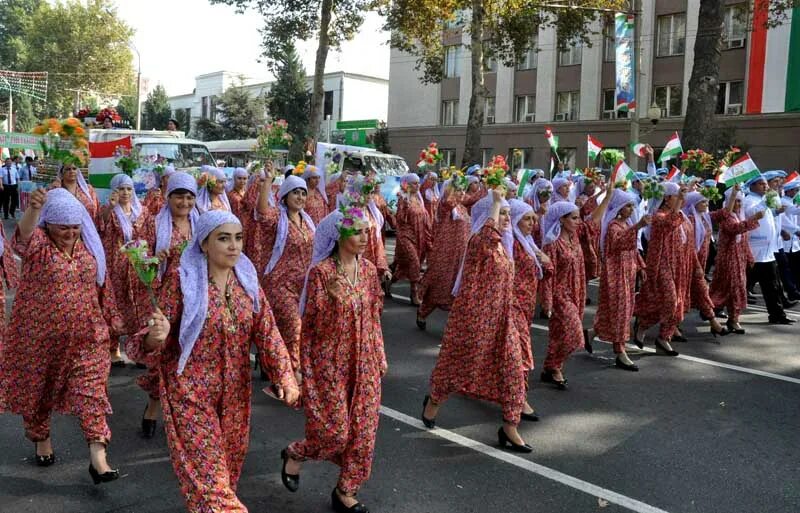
[342,218,354,227]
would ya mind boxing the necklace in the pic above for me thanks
[289,213,308,241]
[334,255,359,287]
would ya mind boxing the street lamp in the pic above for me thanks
[647,102,662,125]
[129,41,141,130]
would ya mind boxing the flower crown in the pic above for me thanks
[480,155,509,189]
[293,160,307,176]
[337,205,369,238]
[197,172,218,190]
[346,174,379,200]
[418,142,443,167]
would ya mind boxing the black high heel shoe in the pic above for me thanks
[88,463,119,485]
[141,407,157,439]
[520,410,540,422]
[416,310,426,330]
[331,488,370,513]
[710,325,729,339]
[33,442,55,467]
[540,369,568,390]
[615,356,639,372]
[497,427,533,453]
[421,395,436,429]
[280,449,299,492]
[632,318,644,349]
[654,338,679,356]
[671,332,688,343]
[583,329,593,354]
[726,319,745,335]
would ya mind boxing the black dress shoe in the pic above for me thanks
[769,317,796,325]
[521,410,540,422]
[331,488,370,513]
[280,449,299,492]
[782,300,799,309]
[141,407,157,438]
[714,308,728,319]
[671,333,688,343]
[421,395,436,429]
[540,370,567,390]
[497,427,533,453]
[583,329,593,354]
[615,357,639,372]
[415,311,426,330]
[89,463,119,485]
[33,443,55,467]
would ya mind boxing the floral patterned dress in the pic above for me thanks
[0,224,20,341]
[418,197,470,318]
[512,239,553,371]
[0,229,119,444]
[392,195,430,284]
[304,188,328,225]
[634,211,686,340]
[228,188,246,220]
[593,220,645,353]
[579,196,600,280]
[428,219,526,425]
[325,181,341,214]
[363,205,389,280]
[247,206,313,370]
[542,232,586,370]
[287,257,386,495]
[126,273,295,513]
[143,188,165,215]
[682,217,716,318]
[709,211,759,319]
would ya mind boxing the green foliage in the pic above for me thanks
[115,81,140,127]
[142,84,172,131]
[173,108,191,136]
[372,121,391,154]
[215,80,266,139]
[0,0,43,69]
[267,43,310,161]
[193,118,226,141]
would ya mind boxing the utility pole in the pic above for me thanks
[131,42,142,130]
[629,0,641,170]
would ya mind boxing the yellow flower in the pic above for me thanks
[47,118,61,133]
[32,125,47,135]
[73,126,85,137]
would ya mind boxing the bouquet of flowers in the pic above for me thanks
[254,119,292,161]
[31,117,89,167]
[197,171,220,191]
[642,179,664,200]
[325,147,344,175]
[120,240,160,309]
[293,160,307,177]
[601,149,625,168]
[718,146,743,170]
[511,148,524,170]
[346,173,380,200]
[765,190,780,210]
[418,142,443,168]
[114,145,142,176]
[582,167,602,185]
[680,149,716,175]
[441,166,469,191]
[480,155,509,189]
[700,184,722,202]
[96,107,121,124]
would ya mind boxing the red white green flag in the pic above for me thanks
[658,132,683,163]
[666,165,682,183]
[587,135,603,160]
[630,142,647,158]
[717,153,761,186]
[611,160,635,187]
[783,171,799,188]
[545,127,559,151]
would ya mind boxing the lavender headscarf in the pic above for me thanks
[177,210,260,375]
[302,164,326,201]
[401,173,424,204]
[424,172,440,202]
[110,174,143,243]
[265,175,316,275]
[724,187,746,242]
[39,188,106,285]
[452,195,513,295]
[682,191,711,251]
[155,172,199,278]
[526,178,552,212]
[58,164,92,198]
[541,201,578,246]
[509,199,543,278]
[551,177,572,203]
[196,166,231,213]
[600,189,637,255]
[226,167,248,192]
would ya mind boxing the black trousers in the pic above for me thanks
[751,260,786,320]
[776,250,799,298]
[0,184,17,218]
[788,250,800,295]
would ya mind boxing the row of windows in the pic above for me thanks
[435,147,571,170]
[441,81,744,125]
[443,5,748,78]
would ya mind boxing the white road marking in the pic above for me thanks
[379,406,672,513]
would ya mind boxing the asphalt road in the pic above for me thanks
[1,232,799,513]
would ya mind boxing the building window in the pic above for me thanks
[209,95,218,120]
[324,91,334,118]
[444,45,461,78]
[653,84,683,117]
[515,95,536,123]
[723,4,747,49]
[483,48,497,73]
[555,91,579,121]
[440,148,457,167]
[717,81,744,115]
[481,148,495,167]
[657,13,686,57]
[516,37,538,70]
[484,97,496,124]
[201,96,209,119]
[558,38,582,66]
[441,100,459,125]
[602,89,628,119]
[510,147,535,170]
[603,23,616,62]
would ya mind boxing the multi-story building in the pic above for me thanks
[168,70,389,137]
[388,1,800,171]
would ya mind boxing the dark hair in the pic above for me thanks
[168,188,195,198]
[25,156,33,163]
[168,118,179,129]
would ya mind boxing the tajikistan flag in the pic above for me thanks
[666,165,682,183]
[611,160,635,188]
[587,135,603,160]
[545,127,559,151]
[717,153,761,186]
[630,142,647,158]
[659,132,683,163]
[784,171,799,188]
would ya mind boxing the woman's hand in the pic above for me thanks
[537,251,551,266]
[636,214,653,229]
[144,309,170,350]
[29,188,47,210]
[275,384,301,406]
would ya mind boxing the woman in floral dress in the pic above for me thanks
[421,171,440,219]
[127,210,299,513]
[98,174,150,367]
[462,176,487,213]
[248,174,314,373]
[709,185,763,332]
[388,173,430,304]
[303,164,328,224]
[143,164,175,214]
[325,172,344,214]
[593,190,650,371]
[50,163,100,219]
[137,172,199,438]
[196,166,231,213]
[0,188,120,482]
[227,167,249,220]
[422,190,533,453]
[0,222,19,341]
[282,208,386,513]
[417,182,470,328]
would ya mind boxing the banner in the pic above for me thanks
[0,132,43,150]
[615,13,636,112]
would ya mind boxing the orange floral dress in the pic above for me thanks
[709,211,759,319]
[512,239,553,371]
[143,188,165,215]
[304,188,328,224]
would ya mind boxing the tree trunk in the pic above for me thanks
[309,0,333,141]
[682,0,724,150]
[461,0,486,167]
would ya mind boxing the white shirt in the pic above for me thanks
[780,195,800,252]
[1,164,18,186]
[744,193,779,262]
[18,164,36,181]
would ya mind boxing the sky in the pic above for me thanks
[114,0,390,97]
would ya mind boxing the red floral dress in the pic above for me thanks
[0,229,119,444]
[429,219,526,425]
[325,181,341,214]
[418,196,470,318]
[228,188,246,220]
[363,205,389,279]
[512,239,553,371]
[542,232,586,370]
[287,257,386,495]
[634,211,686,340]
[682,217,716,318]
[0,224,20,341]
[126,273,295,513]
[709,211,759,319]
[304,188,327,225]
[593,220,644,353]
[247,206,313,370]
[392,195,430,284]
[143,188,164,215]
[579,196,600,280]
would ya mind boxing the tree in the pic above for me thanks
[209,0,371,142]
[142,84,172,131]
[116,81,140,128]
[215,80,266,139]
[683,0,797,150]
[267,43,311,161]
[0,0,43,69]
[372,120,391,153]
[193,118,225,141]
[23,0,135,116]
[173,108,191,136]
[385,1,626,166]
